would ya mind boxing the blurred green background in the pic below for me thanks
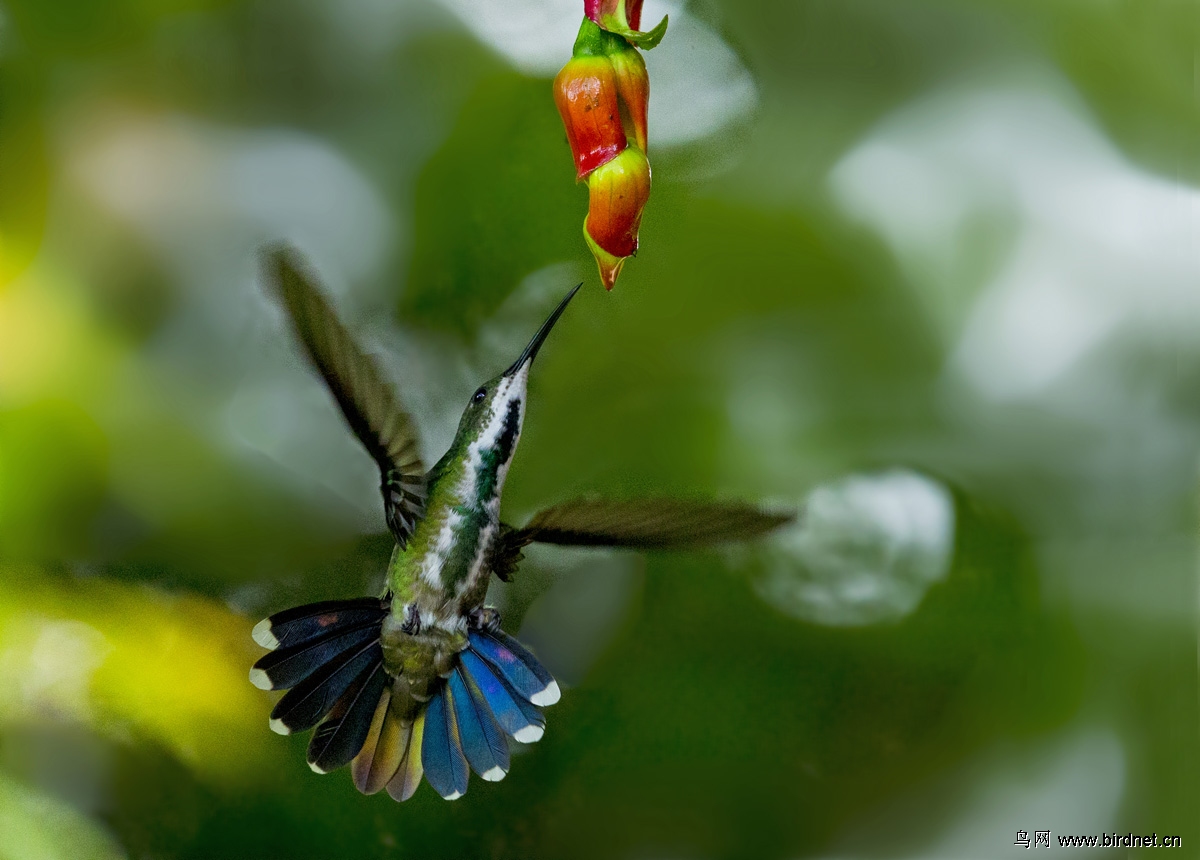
[0,0,1197,858]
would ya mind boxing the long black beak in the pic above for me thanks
[503,283,582,376]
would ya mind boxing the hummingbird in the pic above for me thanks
[250,246,794,802]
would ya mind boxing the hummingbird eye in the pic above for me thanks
[472,387,487,403]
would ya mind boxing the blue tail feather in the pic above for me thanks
[508,682,547,736]
[421,682,469,800]
[474,629,561,707]
[450,667,510,781]
[441,681,471,798]
[467,630,544,703]
[459,650,545,743]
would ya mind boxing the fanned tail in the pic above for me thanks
[250,598,390,776]
[414,628,560,800]
[251,604,560,802]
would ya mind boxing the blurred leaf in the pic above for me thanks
[0,565,274,783]
[1023,0,1200,183]
[0,771,126,860]
[0,400,108,560]
[3,0,233,55]
[0,66,49,286]
[402,73,582,336]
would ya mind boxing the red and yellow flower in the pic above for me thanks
[553,2,665,290]
[583,145,651,288]
[553,54,626,180]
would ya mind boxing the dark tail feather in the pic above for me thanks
[268,639,381,735]
[250,623,380,691]
[252,598,418,793]
[421,683,470,800]
[252,598,386,650]
[254,593,384,737]
[307,661,389,774]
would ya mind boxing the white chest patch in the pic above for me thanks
[420,508,462,590]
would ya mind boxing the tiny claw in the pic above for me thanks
[469,606,502,633]
[400,603,421,635]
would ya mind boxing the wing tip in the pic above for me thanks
[260,241,300,271]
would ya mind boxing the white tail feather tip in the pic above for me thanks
[269,717,292,736]
[251,619,279,649]
[481,766,507,782]
[530,680,560,706]
[248,668,273,690]
[513,724,544,744]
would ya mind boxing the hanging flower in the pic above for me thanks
[553,2,666,290]
[608,44,648,153]
[583,145,651,289]
[553,55,627,180]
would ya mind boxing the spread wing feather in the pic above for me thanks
[522,497,795,546]
[488,497,795,579]
[263,246,426,546]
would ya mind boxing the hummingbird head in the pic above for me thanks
[447,284,581,510]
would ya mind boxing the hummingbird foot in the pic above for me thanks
[400,603,421,636]
[467,606,501,633]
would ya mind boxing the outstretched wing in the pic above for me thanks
[263,246,426,546]
[488,497,795,580]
